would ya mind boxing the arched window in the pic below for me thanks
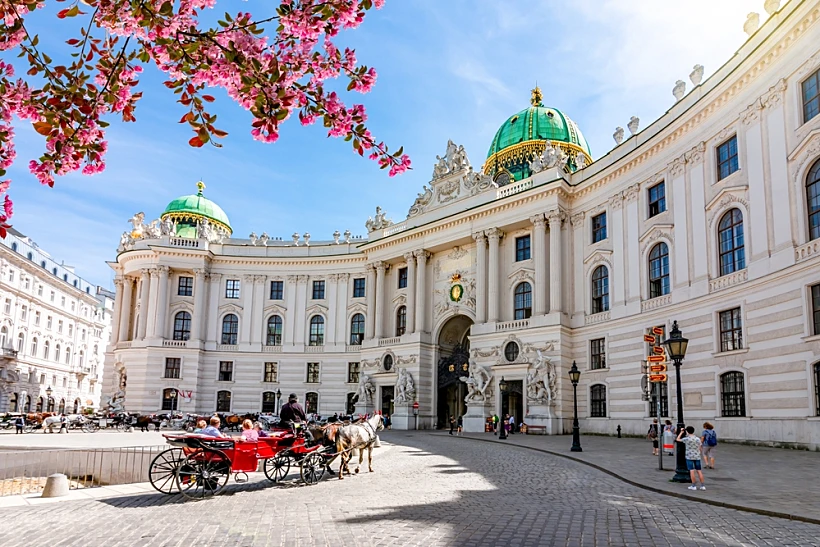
[720,371,746,417]
[814,362,820,417]
[9,392,18,412]
[36,396,44,412]
[10,242,17,252]
[591,265,609,313]
[718,209,745,276]
[43,341,50,360]
[262,391,277,413]
[46,397,55,412]
[395,306,407,336]
[266,315,283,346]
[16,333,24,353]
[24,395,31,412]
[173,311,191,341]
[65,347,71,365]
[216,390,232,412]
[55,344,61,362]
[349,313,365,345]
[30,337,38,356]
[807,158,820,241]
[58,399,65,414]
[305,392,318,415]
[221,314,238,345]
[308,315,324,346]
[514,282,532,320]
[73,398,80,414]
[161,388,178,411]
[648,242,670,298]
[346,393,358,415]
[590,384,607,417]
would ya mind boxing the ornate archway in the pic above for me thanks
[435,314,473,428]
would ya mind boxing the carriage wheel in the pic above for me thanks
[175,450,230,500]
[149,448,185,494]
[300,452,326,486]
[23,424,34,434]
[263,453,291,483]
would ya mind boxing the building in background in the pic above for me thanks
[0,228,114,414]
[106,1,820,448]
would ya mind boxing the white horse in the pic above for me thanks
[42,415,65,433]
[335,413,384,480]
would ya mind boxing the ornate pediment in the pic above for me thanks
[507,268,534,287]
[706,188,750,228]
[639,225,674,254]
[583,251,613,276]
[169,300,193,313]
[789,129,820,184]
[305,303,329,317]
[262,303,287,316]
[347,301,367,314]
[392,293,407,306]
[218,303,243,315]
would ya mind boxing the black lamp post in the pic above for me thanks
[276,388,282,414]
[569,361,582,452]
[46,385,53,398]
[498,377,507,440]
[663,320,690,483]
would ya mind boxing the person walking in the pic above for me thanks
[647,418,659,456]
[662,420,675,455]
[504,414,512,435]
[456,415,463,436]
[701,422,718,469]
[14,415,24,434]
[508,414,515,435]
[677,426,706,490]
[492,414,499,436]
[449,415,455,435]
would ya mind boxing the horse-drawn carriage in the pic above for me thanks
[147,414,384,500]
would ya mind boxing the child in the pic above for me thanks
[677,425,706,490]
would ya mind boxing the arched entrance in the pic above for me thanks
[436,314,473,429]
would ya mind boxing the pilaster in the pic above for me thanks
[404,253,416,334]
[530,214,548,315]
[472,232,487,324]
[486,229,503,323]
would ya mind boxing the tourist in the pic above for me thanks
[279,393,308,427]
[701,422,718,469]
[254,422,269,438]
[385,414,392,430]
[457,415,463,436]
[504,414,511,435]
[193,419,207,433]
[238,419,258,442]
[449,415,455,435]
[59,414,68,434]
[663,420,675,455]
[676,426,706,490]
[14,414,24,434]
[647,418,659,456]
[492,414,499,435]
[200,416,224,437]
[508,414,515,435]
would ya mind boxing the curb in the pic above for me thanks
[442,433,820,526]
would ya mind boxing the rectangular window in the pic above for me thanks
[50,291,55,302]
[312,280,325,300]
[590,385,607,418]
[398,267,408,289]
[57,320,63,334]
[591,213,607,243]
[347,362,360,384]
[803,68,820,124]
[24,278,30,290]
[60,296,65,307]
[812,284,820,336]
[719,307,743,352]
[47,316,52,330]
[353,278,366,298]
[35,312,40,326]
[20,306,26,321]
[720,372,746,417]
[37,285,43,297]
[305,392,318,414]
[178,276,193,297]
[269,280,284,300]
[70,301,75,311]
[590,338,606,370]
[225,279,240,299]
[263,362,278,383]
[164,358,181,379]
[68,324,73,336]
[306,362,320,383]
[515,235,531,261]
[717,136,739,181]
[8,270,13,282]
[218,361,233,382]
[648,182,666,217]
[3,299,9,314]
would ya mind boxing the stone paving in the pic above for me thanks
[1,432,819,546]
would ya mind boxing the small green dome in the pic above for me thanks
[485,87,591,182]
[161,182,232,236]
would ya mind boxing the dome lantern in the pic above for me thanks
[161,181,232,239]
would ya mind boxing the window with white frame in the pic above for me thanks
[218,361,233,382]
[263,362,278,383]
[718,307,743,352]
[802,67,819,123]
[306,362,320,383]
[225,279,240,299]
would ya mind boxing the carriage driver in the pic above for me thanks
[279,393,313,441]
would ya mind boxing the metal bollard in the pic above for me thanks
[617,425,622,438]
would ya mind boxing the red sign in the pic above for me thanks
[643,334,656,343]
[652,326,665,336]
[412,401,419,409]
[649,364,668,373]
[647,355,665,362]
[648,374,668,383]
[653,346,665,355]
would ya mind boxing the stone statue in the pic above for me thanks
[575,151,588,170]
[356,374,375,403]
[527,349,557,405]
[460,360,492,403]
[543,141,558,168]
[343,229,351,243]
[292,232,300,246]
[556,148,569,170]
[407,185,433,217]
[628,116,640,135]
[764,0,780,16]
[433,155,449,179]
[303,233,311,246]
[249,232,258,245]
[258,232,269,246]
[743,12,760,36]
[197,218,212,240]
[452,144,469,170]
[160,217,175,236]
[333,230,341,244]
[365,206,393,232]
[672,80,686,101]
[118,232,132,252]
[394,367,416,405]
[529,152,545,174]
[128,212,146,238]
[689,64,704,86]
[613,127,625,144]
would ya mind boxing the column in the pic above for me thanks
[531,214,548,315]
[570,213,585,317]
[687,149,708,282]
[145,268,160,339]
[414,250,429,333]
[624,189,641,303]
[374,261,386,339]
[136,269,150,340]
[284,275,298,345]
[153,266,170,338]
[117,277,133,342]
[205,273,222,343]
[111,277,124,343]
[404,252,416,334]
[472,232,487,324]
[547,211,564,313]
[486,229,502,323]
[326,274,338,345]
[250,276,265,345]
[240,275,254,344]
[365,265,376,340]
[336,273,349,345]
[190,268,207,341]
[294,275,308,345]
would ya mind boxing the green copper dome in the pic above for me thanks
[485,87,591,183]
[161,182,232,237]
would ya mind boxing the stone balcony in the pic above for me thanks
[496,319,529,332]
[641,294,671,312]
[709,269,748,293]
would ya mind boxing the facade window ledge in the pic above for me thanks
[801,334,820,343]
[714,169,742,186]
[305,345,324,353]
[304,382,321,386]
[712,348,749,357]
[715,416,751,420]
[586,417,609,420]
[807,417,820,421]
[708,269,748,292]
[588,367,609,372]
[261,381,279,385]
[585,311,610,325]
[216,380,235,384]
[263,345,283,353]
[162,376,183,381]
[640,294,671,312]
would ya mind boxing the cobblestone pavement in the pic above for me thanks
[2,432,819,547]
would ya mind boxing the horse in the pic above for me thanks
[334,413,384,480]
[41,415,65,433]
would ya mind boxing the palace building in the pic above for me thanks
[106,0,820,448]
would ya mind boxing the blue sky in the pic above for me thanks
[5,1,756,287]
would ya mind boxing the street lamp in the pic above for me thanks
[498,377,507,440]
[569,361,582,452]
[276,389,282,414]
[46,386,53,398]
[663,320,690,483]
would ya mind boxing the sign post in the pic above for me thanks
[644,326,668,471]
[413,401,419,430]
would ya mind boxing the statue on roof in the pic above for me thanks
[408,185,433,218]
[365,206,393,232]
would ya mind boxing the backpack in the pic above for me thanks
[704,429,717,446]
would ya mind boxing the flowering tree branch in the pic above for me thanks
[0,0,410,237]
